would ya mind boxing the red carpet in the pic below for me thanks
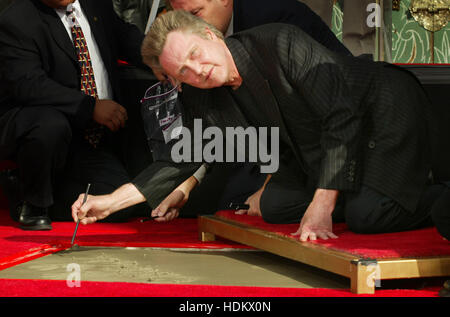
[0,278,441,297]
[0,210,250,271]
[0,158,249,265]
[0,161,447,297]
[215,210,450,259]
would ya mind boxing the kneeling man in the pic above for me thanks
[73,10,448,241]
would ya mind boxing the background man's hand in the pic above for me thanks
[93,99,128,131]
[71,194,113,225]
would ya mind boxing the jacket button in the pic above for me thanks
[368,141,376,149]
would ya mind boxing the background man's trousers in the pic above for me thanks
[0,106,145,222]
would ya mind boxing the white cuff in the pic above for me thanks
[192,164,208,184]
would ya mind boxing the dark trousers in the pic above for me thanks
[431,185,450,240]
[181,162,266,217]
[0,106,146,222]
[260,154,447,234]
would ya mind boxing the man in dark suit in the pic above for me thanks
[72,11,449,240]
[163,0,352,218]
[0,0,147,229]
[147,11,450,240]
[167,0,351,56]
[72,10,449,241]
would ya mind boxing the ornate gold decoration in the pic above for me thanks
[409,0,450,32]
[393,0,401,11]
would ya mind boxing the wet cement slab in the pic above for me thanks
[0,247,348,288]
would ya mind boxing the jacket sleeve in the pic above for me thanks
[283,27,363,192]
[0,20,95,130]
[131,160,202,208]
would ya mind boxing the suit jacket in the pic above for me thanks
[0,0,144,131]
[233,0,351,56]
[136,24,431,212]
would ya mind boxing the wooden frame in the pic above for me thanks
[198,215,450,294]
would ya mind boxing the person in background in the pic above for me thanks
[166,0,351,56]
[0,0,148,229]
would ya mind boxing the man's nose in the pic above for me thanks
[186,60,203,76]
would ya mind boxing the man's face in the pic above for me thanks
[169,0,232,34]
[159,30,231,89]
[41,0,75,9]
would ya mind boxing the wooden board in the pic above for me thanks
[198,215,450,294]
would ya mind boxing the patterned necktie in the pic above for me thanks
[66,5,104,147]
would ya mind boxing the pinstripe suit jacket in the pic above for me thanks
[134,23,432,212]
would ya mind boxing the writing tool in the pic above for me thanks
[140,215,159,223]
[71,183,91,246]
[229,202,250,211]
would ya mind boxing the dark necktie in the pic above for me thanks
[66,5,104,147]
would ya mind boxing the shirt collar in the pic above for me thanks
[224,13,234,38]
[55,0,81,19]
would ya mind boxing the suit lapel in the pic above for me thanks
[34,0,77,62]
[226,38,283,128]
[211,88,249,129]
[226,37,307,172]
[182,85,248,132]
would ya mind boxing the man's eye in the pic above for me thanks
[191,49,199,58]
[192,9,201,16]
[179,67,186,76]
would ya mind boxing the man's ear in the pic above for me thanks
[204,27,218,41]
[220,0,232,8]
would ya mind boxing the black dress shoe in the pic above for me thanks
[439,280,450,297]
[17,202,52,231]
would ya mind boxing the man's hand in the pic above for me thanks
[151,189,186,222]
[93,99,128,131]
[235,187,263,217]
[292,189,339,241]
[151,176,198,222]
[71,194,113,225]
[236,174,271,216]
[71,183,146,225]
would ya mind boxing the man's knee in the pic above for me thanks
[344,192,382,234]
[260,186,310,224]
[260,190,282,224]
[345,205,374,234]
[430,187,450,240]
[344,187,403,234]
[18,107,72,150]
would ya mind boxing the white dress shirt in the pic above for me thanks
[55,1,113,100]
[224,13,234,38]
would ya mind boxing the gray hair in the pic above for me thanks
[141,10,224,72]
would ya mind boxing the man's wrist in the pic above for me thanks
[312,189,339,213]
[178,176,198,196]
[110,183,146,213]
